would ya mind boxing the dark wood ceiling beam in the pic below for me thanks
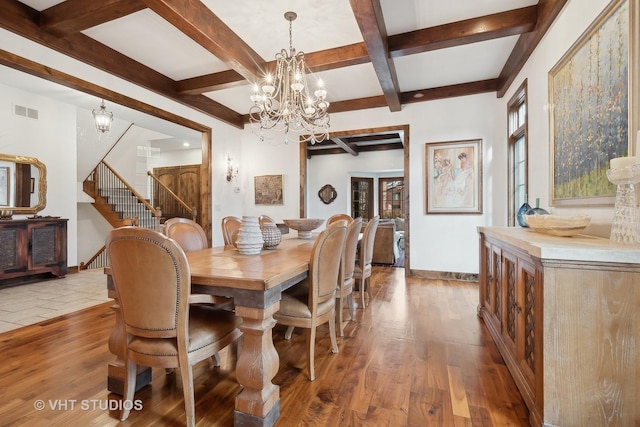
[350,0,401,111]
[357,142,403,153]
[334,138,359,156]
[39,0,146,36]
[176,69,246,95]
[402,79,499,104]
[176,42,371,94]
[388,6,537,57]
[0,0,244,128]
[141,0,265,83]
[496,0,568,97]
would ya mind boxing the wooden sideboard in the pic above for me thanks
[478,227,640,427]
[0,218,68,283]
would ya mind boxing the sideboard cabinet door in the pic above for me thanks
[479,233,543,426]
[0,219,67,283]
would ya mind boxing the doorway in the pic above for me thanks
[299,124,410,274]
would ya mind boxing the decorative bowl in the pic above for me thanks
[283,218,325,239]
[524,214,591,237]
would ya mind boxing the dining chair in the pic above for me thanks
[163,217,235,358]
[327,213,353,225]
[336,216,362,336]
[105,227,242,427]
[353,216,379,310]
[258,215,276,228]
[274,220,347,381]
[163,217,208,252]
[221,215,242,246]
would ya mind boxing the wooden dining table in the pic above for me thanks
[105,236,317,427]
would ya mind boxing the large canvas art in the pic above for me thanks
[549,0,632,206]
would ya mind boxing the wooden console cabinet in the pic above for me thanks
[0,218,68,282]
[478,227,640,427]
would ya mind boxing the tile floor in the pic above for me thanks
[0,268,110,333]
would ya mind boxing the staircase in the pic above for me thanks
[98,188,156,229]
[80,160,198,270]
[83,161,159,230]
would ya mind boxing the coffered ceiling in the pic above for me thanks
[0,0,567,155]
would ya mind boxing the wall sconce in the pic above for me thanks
[226,154,238,182]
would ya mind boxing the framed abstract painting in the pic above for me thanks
[549,0,636,206]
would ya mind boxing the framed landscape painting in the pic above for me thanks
[549,0,635,206]
[425,139,482,214]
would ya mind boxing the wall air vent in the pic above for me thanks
[13,104,39,120]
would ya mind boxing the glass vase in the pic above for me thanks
[606,166,640,245]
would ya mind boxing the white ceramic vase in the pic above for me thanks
[236,216,264,255]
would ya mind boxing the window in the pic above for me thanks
[378,177,404,219]
[507,80,528,226]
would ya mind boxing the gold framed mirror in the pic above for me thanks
[0,153,47,214]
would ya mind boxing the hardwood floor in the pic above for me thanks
[0,267,529,426]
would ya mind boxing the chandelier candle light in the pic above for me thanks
[92,99,113,135]
[249,11,330,144]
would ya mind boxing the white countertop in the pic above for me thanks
[478,227,640,264]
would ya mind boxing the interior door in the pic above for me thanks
[153,164,201,223]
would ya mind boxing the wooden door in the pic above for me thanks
[153,165,201,223]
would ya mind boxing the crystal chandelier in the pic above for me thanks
[92,99,113,134]
[249,11,330,144]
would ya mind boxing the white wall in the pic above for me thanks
[0,83,79,266]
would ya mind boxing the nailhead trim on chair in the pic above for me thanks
[112,234,183,332]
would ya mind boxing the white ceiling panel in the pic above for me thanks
[82,9,229,80]
[394,36,520,92]
[202,0,364,61]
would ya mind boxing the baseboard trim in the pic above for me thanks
[409,269,478,282]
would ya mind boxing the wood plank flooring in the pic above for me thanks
[0,267,529,426]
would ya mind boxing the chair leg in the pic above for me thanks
[308,327,316,381]
[120,358,137,421]
[179,363,196,427]
[347,293,356,320]
[360,276,366,309]
[365,276,370,304]
[285,325,295,340]
[329,310,339,355]
[337,295,344,337]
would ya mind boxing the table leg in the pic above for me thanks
[233,303,281,427]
